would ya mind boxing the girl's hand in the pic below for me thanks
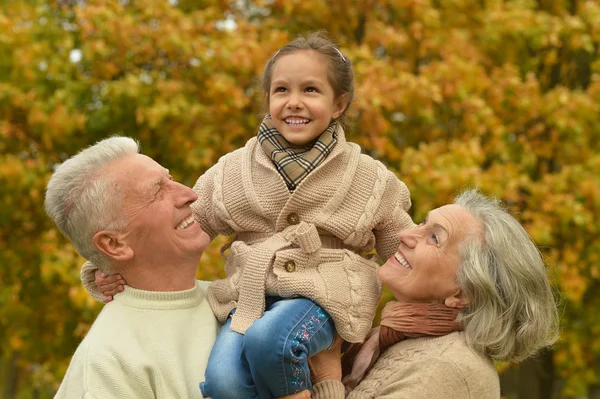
[94,269,125,303]
[309,335,343,383]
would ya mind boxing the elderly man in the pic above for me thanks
[45,136,218,398]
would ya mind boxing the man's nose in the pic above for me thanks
[175,184,198,208]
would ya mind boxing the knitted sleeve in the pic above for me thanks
[370,357,498,399]
[312,380,345,399]
[373,172,415,261]
[191,158,236,241]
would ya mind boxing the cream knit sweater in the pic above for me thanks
[312,332,500,398]
[55,281,218,399]
[191,127,414,343]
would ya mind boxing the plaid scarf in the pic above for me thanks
[258,115,338,191]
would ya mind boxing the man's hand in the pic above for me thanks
[309,335,343,384]
[94,269,125,303]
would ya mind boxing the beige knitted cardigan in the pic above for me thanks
[191,127,414,343]
[312,332,500,398]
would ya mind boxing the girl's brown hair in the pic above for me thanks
[262,31,355,130]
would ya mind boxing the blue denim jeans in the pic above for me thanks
[200,297,336,399]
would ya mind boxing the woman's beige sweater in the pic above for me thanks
[191,128,414,343]
[313,332,500,398]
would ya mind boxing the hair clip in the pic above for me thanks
[271,49,281,61]
[333,47,346,62]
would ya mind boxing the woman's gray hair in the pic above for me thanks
[455,189,559,362]
[44,136,140,273]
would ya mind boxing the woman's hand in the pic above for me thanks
[276,337,344,399]
[309,335,343,384]
[94,269,125,303]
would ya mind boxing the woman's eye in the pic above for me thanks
[431,233,439,245]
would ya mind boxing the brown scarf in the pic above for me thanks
[341,301,463,393]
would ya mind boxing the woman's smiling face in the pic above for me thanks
[377,204,482,305]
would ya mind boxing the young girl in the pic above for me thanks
[87,32,414,398]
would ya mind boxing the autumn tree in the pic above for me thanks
[1,0,599,397]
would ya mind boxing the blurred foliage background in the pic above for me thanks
[1,0,599,397]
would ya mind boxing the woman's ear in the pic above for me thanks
[93,231,134,262]
[444,289,470,309]
[332,93,350,119]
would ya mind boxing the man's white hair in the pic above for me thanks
[44,136,140,272]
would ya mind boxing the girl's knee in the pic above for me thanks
[243,323,278,359]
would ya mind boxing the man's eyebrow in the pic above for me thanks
[147,177,160,191]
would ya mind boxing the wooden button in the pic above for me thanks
[284,260,296,273]
[286,213,300,225]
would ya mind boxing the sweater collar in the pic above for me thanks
[112,280,205,310]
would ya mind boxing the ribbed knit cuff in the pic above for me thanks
[312,381,345,399]
[80,261,104,303]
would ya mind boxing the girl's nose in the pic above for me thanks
[286,94,303,109]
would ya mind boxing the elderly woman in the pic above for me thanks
[308,189,559,398]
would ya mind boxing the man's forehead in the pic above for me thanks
[113,154,169,194]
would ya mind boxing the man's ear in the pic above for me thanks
[332,93,350,119]
[93,230,134,262]
[444,289,470,309]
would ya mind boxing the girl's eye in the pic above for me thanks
[274,87,287,93]
[306,87,317,93]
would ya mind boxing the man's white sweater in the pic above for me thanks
[55,281,218,398]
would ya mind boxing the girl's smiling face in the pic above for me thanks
[268,50,348,146]
[378,204,482,306]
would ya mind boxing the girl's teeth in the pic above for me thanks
[285,118,309,126]
[394,252,412,269]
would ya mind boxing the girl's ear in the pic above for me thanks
[93,231,134,262]
[332,93,350,119]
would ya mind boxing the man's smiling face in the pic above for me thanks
[109,154,210,267]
